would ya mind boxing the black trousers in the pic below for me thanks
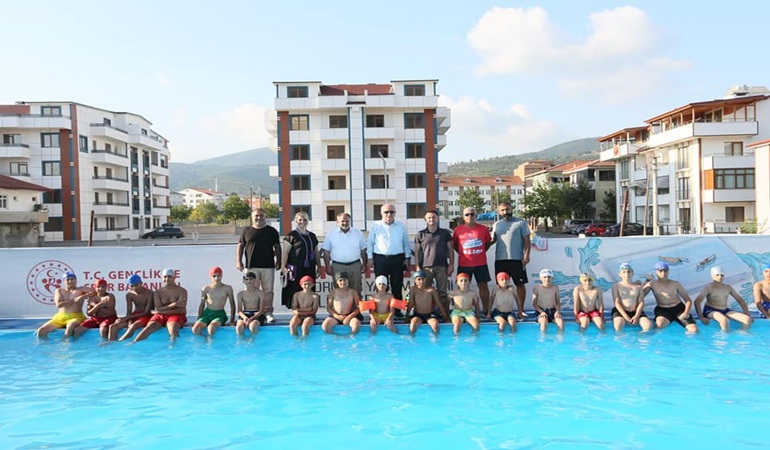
[373,253,406,300]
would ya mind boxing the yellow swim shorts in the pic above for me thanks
[49,312,86,328]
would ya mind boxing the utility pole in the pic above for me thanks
[651,155,659,236]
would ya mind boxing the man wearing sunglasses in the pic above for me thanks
[367,204,411,315]
[452,207,493,314]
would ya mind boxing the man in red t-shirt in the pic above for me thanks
[452,207,493,313]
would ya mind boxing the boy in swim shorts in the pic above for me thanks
[611,263,652,332]
[488,272,517,333]
[366,275,396,334]
[532,269,564,332]
[133,268,188,342]
[36,272,94,339]
[192,267,235,337]
[74,278,118,339]
[322,272,362,335]
[406,271,448,334]
[110,274,153,341]
[448,273,480,334]
[236,271,268,336]
[693,266,752,331]
[643,262,698,333]
[573,272,605,331]
[753,264,770,319]
[289,275,319,337]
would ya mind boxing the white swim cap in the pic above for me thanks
[710,266,724,277]
[539,269,554,278]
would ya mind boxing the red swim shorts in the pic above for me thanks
[80,315,118,328]
[150,313,187,327]
[576,310,602,320]
[131,314,153,327]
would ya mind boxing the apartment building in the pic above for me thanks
[561,160,617,220]
[178,187,226,209]
[599,87,770,234]
[0,102,170,241]
[748,139,770,234]
[513,160,553,187]
[267,80,450,237]
[0,174,50,247]
[438,176,525,218]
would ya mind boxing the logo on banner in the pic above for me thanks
[27,260,75,305]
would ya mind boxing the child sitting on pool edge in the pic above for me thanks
[573,272,605,331]
[488,272,517,333]
[532,269,564,332]
[366,275,396,334]
[74,278,118,339]
[236,271,268,337]
[289,275,319,337]
[406,270,448,334]
[322,272,362,335]
[448,272,480,334]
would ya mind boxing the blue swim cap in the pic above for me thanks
[762,264,770,271]
[128,274,142,285]
[61,271,76,281]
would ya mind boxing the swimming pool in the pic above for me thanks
[1,323,766,449]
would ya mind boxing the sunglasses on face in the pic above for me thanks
[383,211,395,214]
[464,213,475,217]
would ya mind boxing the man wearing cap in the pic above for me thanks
[693,266,753,331]
[453,207,493,314]
[74,279,118,339]
[192,267,236,337]
[109,274,154,341]
[490,201,531,319]
[643,262,698,333]
[236,208,281,323]
[134,268,189,342]
[36,272,94,339]
[367,204,411,316]
[753,264,770,319]
[322,212,367,294]
[414,209,454,314]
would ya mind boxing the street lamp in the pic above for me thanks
[378,150,388,206]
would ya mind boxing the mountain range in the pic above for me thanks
[170,137,602,195]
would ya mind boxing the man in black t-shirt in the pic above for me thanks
[414,210,454,314]
[236,208,281,323]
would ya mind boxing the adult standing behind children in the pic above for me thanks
[322,212,367,295]
[367,204,411,313]
[414,209,454,314]
[490,202,531,319]
[453,207,493,314]
[236,208,281,323]
[280,212,320,309]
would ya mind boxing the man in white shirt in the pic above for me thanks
[322,212,367,294]
[367,204,411,311]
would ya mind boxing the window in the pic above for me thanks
[290,145,310,160]
[657,176,669,195]
[326,205,345,222]
[372,204,383,220]
[292,205,311,217]
[366,115,384,128]
[79,135,88,153]
[370,144,388,158]
[10,162,28,175]
[724,142,743,156]
[2,134,21,144]
[404,113,424,129]
[726,206,745,223]
[715,169,754,189]
[407,203,426,219]
[291,175,311,190]
[41,133,60,148]
[151,151,158,166]
[329,115,348,128]
[42,189,62,203]
[289,115,309,130]
[619,160,630,180]
[598,170,615,181]
[676,177,690,201]
[105,143,112,152]
[675,144,689,170]
[371,174,389,189]
[328,176,346,190]
[404,84,425,96]
[679,208,691,232]
[327,145,345,159]
[405,143,425,159]
[141,128,148,136]
[407,173,426,188]
[45,217,64,232]
[41,106,61,116]
[42,161,61,176]
[0,195,6,209]
[287,86,309,98]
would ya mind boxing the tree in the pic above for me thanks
[189,202,220,223]
[169,204,191,222]
[490,191,512,210]
[600,191,617,222]
[565,180,594,219]
[261,199,279,218]
[521,182,570,231]
[221,194,252,223]
[458,188,486,213]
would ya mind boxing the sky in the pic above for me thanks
[2,0,769,164]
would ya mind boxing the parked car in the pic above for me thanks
[564,219,595,234]
[583,223,611,236]
[605,222,651,237]
[570,223,592,235]
[142,227,185,239]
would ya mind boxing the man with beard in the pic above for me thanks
[490,202,531,319]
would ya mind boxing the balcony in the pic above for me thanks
[599,142,644,161]
[436,134,447,150]
[90,123,128,140]
[127,133,165,151]
[648,120,759,147]
[319,128,349,141]
[90,148,129,165]
[436,107,451,134]
[322,189,351,202]
[0,114,71,129]
[321,159,350,171]
[0,143,30,159]
[702,189,755,203]
[0,211,48,224]
[364,127,396,140]
[704,221,742,234]
[92,202,131,215]
[364,188,390,200]
[703,155,755,170]
[152,181,170,193]
[92,175,129,191]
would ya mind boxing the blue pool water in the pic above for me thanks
[0,323,768,449]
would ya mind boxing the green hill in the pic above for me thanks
[170,148,278,195]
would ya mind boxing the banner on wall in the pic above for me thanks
[4,235,770,319]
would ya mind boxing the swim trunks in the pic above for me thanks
[131,314,153,327]
[371,312,390,323]
[763,301,770,312]
[451,309,475,319]
[150,313,187,327]
[327,313,364,325]
[197,308,228,325]
[79,315,118,329]
[576,309,602,320]
[702,305,731,317]
[491,309,515,320]
[48,312,86,328]
[412,312,438,322]
[611,307,648,320]
[654,303,696,326]
[241,310,266,326]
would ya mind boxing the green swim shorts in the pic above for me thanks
[197,308,228,325]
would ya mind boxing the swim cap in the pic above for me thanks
[161,268,175,277]
[128,274,142,285]
[496,272,510,282]
[654,262,669,271]
[94,279,108,287]
[710,266,725,277]
[209,266,223,276]
[243,271,256,279]
[413,270,426,280]
[62,271,76,281]
[762,264,770,271]
[299,275,315,285]
[335,271,349,281]
[375,275,389,285]
[539,269,554,278]
[618,263,633,272]
[456,273,470,281]
[579,272,593,281]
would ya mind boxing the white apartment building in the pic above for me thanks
[599,87,770,234]
[0,174,50,247]
[0,102,170,241]
[439,176,525,218]
[266,80,450,237]
[749,139,770,234]
[178,188,226,209]
[561,160,617,220]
